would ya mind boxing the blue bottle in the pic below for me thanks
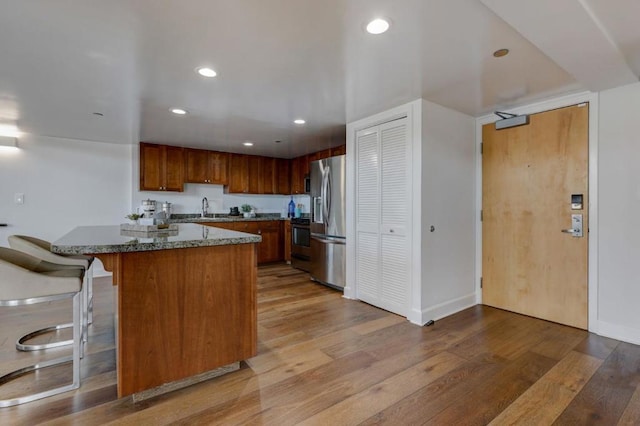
[288,196,295,218]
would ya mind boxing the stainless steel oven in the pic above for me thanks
[291,218,311,272]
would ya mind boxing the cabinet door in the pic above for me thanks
[260,157,276,194]
[247,155,262,194]
[140,143,183,192]
[300,154,310,178]
[228,154,249,193]
[140,142,164,191]
[290,155,307,194]
[164,146,184,192]
[208,151,229,185]
[331,145,346,156]
[184,148,209,183]
[290,157,301,194]
[257,221,282,263]
[318,148,332,160]
[284,220,291,262]
[276,158,291,195]
[308,151,321,166]
[185,149,228,185]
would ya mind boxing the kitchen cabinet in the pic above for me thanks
[284,220,291,263]
[310,148,332,163]
[140,142,184,192]
[184,148,229,185]
[204,220,283,264]
[290,155,308,194]
[247,155,263,194]
[228,154,269,194]
[276,158,291,195]
[227,154,249,193]
[331,145,346,156]
[260,157,276,194]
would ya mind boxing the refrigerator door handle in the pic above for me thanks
[322,166,330,227]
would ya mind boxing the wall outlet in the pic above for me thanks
[14,193,24,204]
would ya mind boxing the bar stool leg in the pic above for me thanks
[0,293,81,408]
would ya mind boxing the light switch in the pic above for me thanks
[14,193,24,204]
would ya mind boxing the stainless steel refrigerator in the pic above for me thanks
[310,154,346,289]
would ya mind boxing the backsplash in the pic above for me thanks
[133,184,310,218]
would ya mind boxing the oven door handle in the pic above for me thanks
[311,235,346,245]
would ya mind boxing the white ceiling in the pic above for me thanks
[0,0,638,158]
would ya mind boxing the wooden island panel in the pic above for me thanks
[116,243,257,397]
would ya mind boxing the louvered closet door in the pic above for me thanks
[355,128,381,303]
[355,118,410,317]
[379,120,409,315]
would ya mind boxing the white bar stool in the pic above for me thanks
[0,247,83,407]
[8,235,94,348]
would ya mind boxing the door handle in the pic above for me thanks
[561,214,583,238]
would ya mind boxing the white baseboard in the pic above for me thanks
[409,293,477,326]
[594,320,640,346]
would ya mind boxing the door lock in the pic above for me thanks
[561,214,583,238]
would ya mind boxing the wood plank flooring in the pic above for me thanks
[1,263,639,425]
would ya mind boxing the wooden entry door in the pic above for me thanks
[482,104,589,329]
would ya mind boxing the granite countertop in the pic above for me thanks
[51,223,262,255]
[168,213,288,223]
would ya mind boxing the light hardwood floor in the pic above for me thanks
[1,263,639,425]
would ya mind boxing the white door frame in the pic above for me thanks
[475,91,599,333]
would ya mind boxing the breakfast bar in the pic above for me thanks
[51,223,261,400]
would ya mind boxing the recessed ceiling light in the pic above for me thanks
[243,142,254,147]
[493,48,510,58]
[366,18,390,35]
[294,119,306,125]
[171,108,187,115]
[196,67,217,78]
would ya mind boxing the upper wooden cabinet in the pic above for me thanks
[227,154,250,193]
[140,141,345,195]
[260,157,276,194]
[331,144,346,156]
[184,148,229,185]
[276,158,291,195]
[140,142,184,192]
[247,155,263,194]
[290,155,308,194]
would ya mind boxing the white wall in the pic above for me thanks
[130,144,310,217]
[420,100,476,319]
[596,82,640,344]
[0,134,132,274]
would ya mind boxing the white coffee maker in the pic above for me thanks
[140,199,157,218]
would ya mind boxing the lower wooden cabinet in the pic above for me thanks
[203,221,283,264]
[284,220,291,263]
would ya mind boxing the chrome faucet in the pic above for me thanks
[201,197,209,217]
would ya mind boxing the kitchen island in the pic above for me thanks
[52,223,261,400]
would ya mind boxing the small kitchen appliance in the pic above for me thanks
[140,199,157,217]
[161,201,172,218]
